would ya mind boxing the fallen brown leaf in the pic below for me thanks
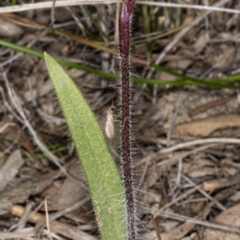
[183,159,216,178]
[173,114,240,137]
[200,203,240,240]
[0,149,24,191]
[0,171,58,215]
[11,205,97,240]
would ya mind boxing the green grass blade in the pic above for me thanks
[206,75,240,83]
[0,39,116,79]
[151,64,199,82]
[1,39,240,89]
[133,77,240,89]
[44,53,127,240]
[83,6,111,42]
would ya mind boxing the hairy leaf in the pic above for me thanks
[44,53,127,240]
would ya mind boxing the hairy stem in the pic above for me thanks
[119,0,136,239]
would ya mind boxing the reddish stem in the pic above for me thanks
[119,0,136,239]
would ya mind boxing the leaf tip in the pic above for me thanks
[44,51,50,60]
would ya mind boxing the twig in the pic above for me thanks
[48,197,89,222]
[0,228,35,239]
[11,205,98,240]
[1,0,240,14]
[8,202,34,231]
[136,157,150,191]
[44,200,53,240]
[159,138,240,155]
[146,0,230,79]
[150,216,162,240]
[50,0,56,32]
[135,143,218,168]
[138,1,238,14]
[35,197,90,239]
[189,94,236,117]
[158,211,240,235]
[154,185,201,218]
[3,70,68,174]
[182,174,226,211]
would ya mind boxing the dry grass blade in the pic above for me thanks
[0,228,36,239]
[147,0,230,78]
[2,71,67,174]
[10,205,98,240]
[1,0,240,14]
[137,1,240,14]
[0,0,120,13]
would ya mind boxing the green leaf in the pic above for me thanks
[44,53,127,240]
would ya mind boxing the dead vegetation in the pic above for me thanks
[1,0,240,239]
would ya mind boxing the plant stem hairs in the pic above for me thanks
[119,0,136,239]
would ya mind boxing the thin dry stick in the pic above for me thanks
[189,94,236,116]
[11,205,98,240]
[136,157,150,191]
[47,197,90,223]
[44,200,53,240]
[154,185,201,218]
[36,202,89,240]
[115,2,120,42]
[158,211,240,235]
[50,0,56,31]
[0,228,35,239]
[182,174,225,211]
[147,0,230,79]
[150,216,162,240]
[159,138,240,155]
[3,71,68,174]
[8,202,34,232]
[1,0,240,14]
[119,0,136,239]
[137,1,238,13]
[135,141,237,169]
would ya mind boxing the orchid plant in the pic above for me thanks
[44,0,137,240]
